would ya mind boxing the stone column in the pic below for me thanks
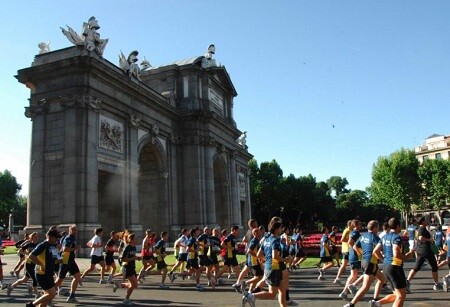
[229,154,239,226]
[24,99,47,233]
[205,146,216,225]
[60,95,101,250]
[126,115,142,237]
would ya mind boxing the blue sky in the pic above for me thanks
[1,1,449,196]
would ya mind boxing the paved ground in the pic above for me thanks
[0,254,448,306]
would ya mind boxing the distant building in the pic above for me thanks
[414,134,450,163]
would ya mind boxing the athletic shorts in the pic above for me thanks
[320,256,333,263]
[414,253,438,272]
[295,249,306,258]
[342,252,349,261]
[209,253,219,265]
[350,261,361,270]
[36,274,55,290]
[25,263,38,287]
[178,253,188,262]
[123,266,137,278]
[59,261,80,279]
[187,258,199,269]
[54,263,60,274]
[91,255,105,265]
[199,255,211,266]
[105,254,115,266]
[224,256,239,267]
[143,255,156,261]
[265,269,282,287]
[250,264,264,277]
[384,264,406,290]
[157,260,167,270]
[289,249,296,256]
[361,261,378,276]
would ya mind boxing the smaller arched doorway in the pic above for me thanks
[138,139,168,233]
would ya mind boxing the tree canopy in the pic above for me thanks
[0,170,26,229]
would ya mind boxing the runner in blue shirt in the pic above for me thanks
[441,227,450,292]
[344,220,385,307]
[371,217,415,307]
[318,227,335,280]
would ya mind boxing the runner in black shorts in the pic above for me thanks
[54,225,83,303]
[198,227,215,288]
[112,233,140,305]
[216,226,241,283]
[26,229,62,307]
[372,217,415,306]
[138,229,156,281]
[8,233,38,298]
[154,231,170,289]
[105,231,118,283]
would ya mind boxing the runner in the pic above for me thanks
[242,219,291,307]
[208,228,222,281]
[235,219,258,288]
[54,225,83,303]
[25,228,62,307]
[197,227,216,288]
[442,225,450,292]
[168,228,189,280]
[406,216,442,291]
[10,233,28,278]
[7,232,39,298]
[370,217,415,306]
[105,231,118,283]
[154,231,170,289]
[216,226,241,284]
[344,220,385,307]
[185,227,204,291]
[240,228,264,294]
[81,228,107,284]
[434,225,444,262]
[137,229,156,282]
[335,220,352,284]
[112,233,140,305]
[318,227,335,280]
[290,228,307,270]
[329,226,341,267]
[403,219,418,259]
[339,219,363,301]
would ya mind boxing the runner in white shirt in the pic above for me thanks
[81,228,107,284]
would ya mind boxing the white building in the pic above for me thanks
[414,134,450,163]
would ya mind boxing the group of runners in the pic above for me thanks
[0,215,449,307]
[316,216,450,307]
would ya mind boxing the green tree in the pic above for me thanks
[0,170,25,229]
[371,149,422,227]
[249,159,287,226]
[326,176,349,198]
[336,189,368,218]
[419,159,450,224]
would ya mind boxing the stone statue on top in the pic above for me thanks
[119,50,143,81]
[201,44,217,68]
[60,16,109,56]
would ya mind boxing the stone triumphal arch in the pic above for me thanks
[16,17,252,244]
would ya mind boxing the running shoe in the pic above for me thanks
[339,291,349,301]
[240,280,247,294]
[113,280,120,292]
[433,283,443,291]
[159,284,169,289]
[287,299,298,305]
[369,300,381,307]
[227,273,232,279]
[443,276,449,293]
[67,296,79,303]
[107,273,113,284]
[169,272,178,283]
[343,304,355,307]
[9,271,14,277]
[242,292,256,307]
[6,283,13,296]
[232,282,241,293]
[348,284,357,295]
[99,279,107,284]
[217,278,225,286]
[27,283,33,296]
[196,284,205,291]
[0,283,7,290]
[334,278,342,285]
[122,299,135,305]
[26,302,34,307]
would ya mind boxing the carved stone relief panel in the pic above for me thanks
[99,115,124,153]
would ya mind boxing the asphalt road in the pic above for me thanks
[0,254,448,306]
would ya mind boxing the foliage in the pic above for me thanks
[370,148,422,226]
[0,170,26,229]
[326,176,349,198]
[418,159,450,223]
